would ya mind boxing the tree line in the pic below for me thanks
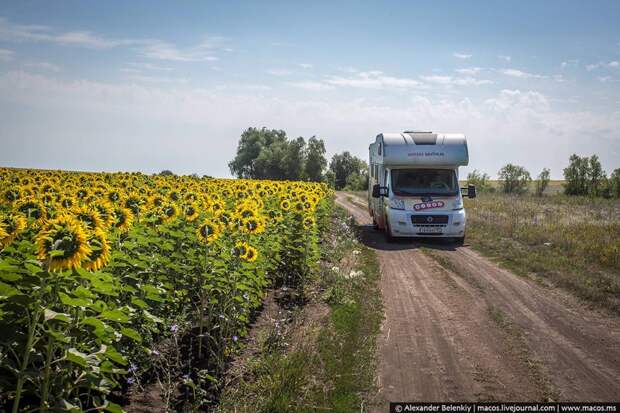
[228,127,368,190]
[467,154,620,198]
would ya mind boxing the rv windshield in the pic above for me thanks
[391,169,458,196]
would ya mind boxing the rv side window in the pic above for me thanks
[378,143,382,155]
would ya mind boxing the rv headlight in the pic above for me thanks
[452,198,464,211]
[389,198,405,210]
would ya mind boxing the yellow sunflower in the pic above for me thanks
[72,205,104,231]
[241,216,265,234]
[112,207,134,233]
[233,241,258,262]
[35,215,91,271]
[14,197,47,224]
[184,202,200,222]
[279,199,291,211]
[244,245,258,262]
[196,219,220,244]
[302,215,316,230]
[83,228,112,271]
[160,203,178,223]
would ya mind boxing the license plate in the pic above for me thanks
[416,226,443,234]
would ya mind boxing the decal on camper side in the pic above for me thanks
[413,201,445,211]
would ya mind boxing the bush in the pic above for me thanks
[467,170,491,192]
[563,154,609,197]
[535,168,551,196]
[498,164,531,194]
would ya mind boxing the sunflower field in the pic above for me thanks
[0,167,332,412]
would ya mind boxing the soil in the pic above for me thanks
[335,192,620,409]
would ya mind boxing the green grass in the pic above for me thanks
[465,192,620,312]
[216,207,382,412]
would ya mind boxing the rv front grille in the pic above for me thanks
[411,215,449,225]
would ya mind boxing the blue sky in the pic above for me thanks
[1,0,619,178]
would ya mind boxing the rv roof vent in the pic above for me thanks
[405,132,437,145]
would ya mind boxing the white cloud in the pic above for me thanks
[455,67,482,76]
[498,55,511,62]
[288,81,334,91]
[127,62,173,71]
[453,52,472,59]
[23,61,61,72]
[298,63,313,69]
[0,48,14,61]
[0,17,228,62]
[140,39,222,62]
[1,71,618,178]
[420,75,492,86]
[266,68,292,76]
[500,68,544,79]
[0,17,127,48]
[587,61,620,71]
[54,31,121,48]
[125,74,189,84]
[325,71,422,89]
[561,59,579,69]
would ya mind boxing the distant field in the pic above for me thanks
[459,180,566,195]
[465,193,620,312]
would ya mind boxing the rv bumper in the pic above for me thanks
[386,208,466,238]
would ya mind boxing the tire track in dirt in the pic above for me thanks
[334,192,620,407]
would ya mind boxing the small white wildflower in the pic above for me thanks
[331,266,339,272]
[352,250,361,255]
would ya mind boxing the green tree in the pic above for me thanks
[283,137,306,181]
[498,164,531,194]
[229,127,288,179]
[466,169,491,192]
[535,168,551,196]
[563,154,609,197]
[609,169,620,198]
[304,137,327,182]
[588,155,606,197]
[228,128,326,181]
[329,152,367,190]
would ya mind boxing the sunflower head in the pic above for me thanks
[35,216,91,271]
[280,199,291,211]
[302,215,316,230]
[15,197,47,224]
[241,216,265,234]
[92,202,114,228]
[83,228,111,271]
[3,187,20,204]
[124,195,144,216]
[184,203,199,222]
[234,241,258,262]
[197,219,220,244]
[72,205,104,231]
[112,207,134,233]
[160,203,178,223]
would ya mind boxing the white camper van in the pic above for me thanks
[368,131,476,243]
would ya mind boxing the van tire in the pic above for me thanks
[385,220,394,242]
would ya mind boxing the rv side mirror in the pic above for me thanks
[372,184,381,198]
[468,184,477,199]
[372,184,388,198]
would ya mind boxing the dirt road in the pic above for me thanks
[335,192,620,407]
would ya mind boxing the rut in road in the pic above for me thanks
[334,192,620,407]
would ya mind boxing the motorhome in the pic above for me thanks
[368,131,476,243]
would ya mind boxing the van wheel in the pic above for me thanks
[385,221,394,242]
